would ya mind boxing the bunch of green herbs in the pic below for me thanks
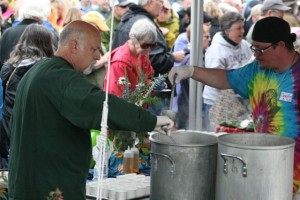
[109,70,168,151]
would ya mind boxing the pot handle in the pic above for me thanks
[150,152,175,175]
[220,153,247,177]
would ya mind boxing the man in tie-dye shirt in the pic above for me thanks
[168,17,300,195]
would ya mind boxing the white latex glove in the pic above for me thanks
[154,116,174,136]
[168,66,194,85]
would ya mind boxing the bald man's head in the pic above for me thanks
[59,20,101,47]
[55,20,102,73]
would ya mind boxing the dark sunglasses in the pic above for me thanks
[140,43,157,50]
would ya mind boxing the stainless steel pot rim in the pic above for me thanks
[149,131,218,147]
[218,133,295,150]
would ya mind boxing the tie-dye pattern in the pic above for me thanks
[227,59,300,193]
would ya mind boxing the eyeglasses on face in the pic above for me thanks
[140,42,157,50]
[250,44,276,55]
[203,35,211,39]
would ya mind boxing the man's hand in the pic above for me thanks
[159,27,169,35]
[154,116,174,136]
[168,66,194,85]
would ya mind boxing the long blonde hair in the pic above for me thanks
[204,1,223,20]
[62,7,82,27]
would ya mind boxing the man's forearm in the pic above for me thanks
[192,66,232,89]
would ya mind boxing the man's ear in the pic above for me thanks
[266,9,273,17]
[129,33,135,40]
[69,39,79,53]
[276,41,285,48]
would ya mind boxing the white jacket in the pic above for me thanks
[203,32,252,105]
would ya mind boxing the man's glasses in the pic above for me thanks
[203,35,211,39]
[250,44,276,55]
[140,43,157,50]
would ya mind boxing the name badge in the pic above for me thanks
[279,92,293,102]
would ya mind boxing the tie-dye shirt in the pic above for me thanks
[227,58,300,193]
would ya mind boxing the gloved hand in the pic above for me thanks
[154,116,174,136]
[168,66,194,85]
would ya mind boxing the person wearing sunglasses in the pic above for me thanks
[112,0,185,77]
[103,18,157,97]
[168,17,300,197]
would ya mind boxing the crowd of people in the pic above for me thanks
[1,0,300,199]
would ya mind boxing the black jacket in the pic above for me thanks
[112,4,174,76]
[0,61,36,157]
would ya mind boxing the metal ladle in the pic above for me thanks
[160,75,177,144]
[161,76,177,121]
[161,125,176,144]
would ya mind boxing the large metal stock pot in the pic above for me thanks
[150,131,217,200]
[216,133,295,200]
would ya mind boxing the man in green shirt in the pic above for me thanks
[8,20,173,200]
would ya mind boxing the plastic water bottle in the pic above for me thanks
[93,150,109,180]
[92,146,100,181]
[123,146,133,174]
[92,135,110,180]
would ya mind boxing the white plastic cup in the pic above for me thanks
[86,184,94,196]
[145,176,151,182]
[106,178,117,183]
[116,175,129,180]
[108,187,117,200]
[118,180,131,187]
[101,185,109,199]
[126,187,137,199]
[135,184,146,197]
[145,184,150,195]
[136,174,146,181]
[116,188,127,200]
